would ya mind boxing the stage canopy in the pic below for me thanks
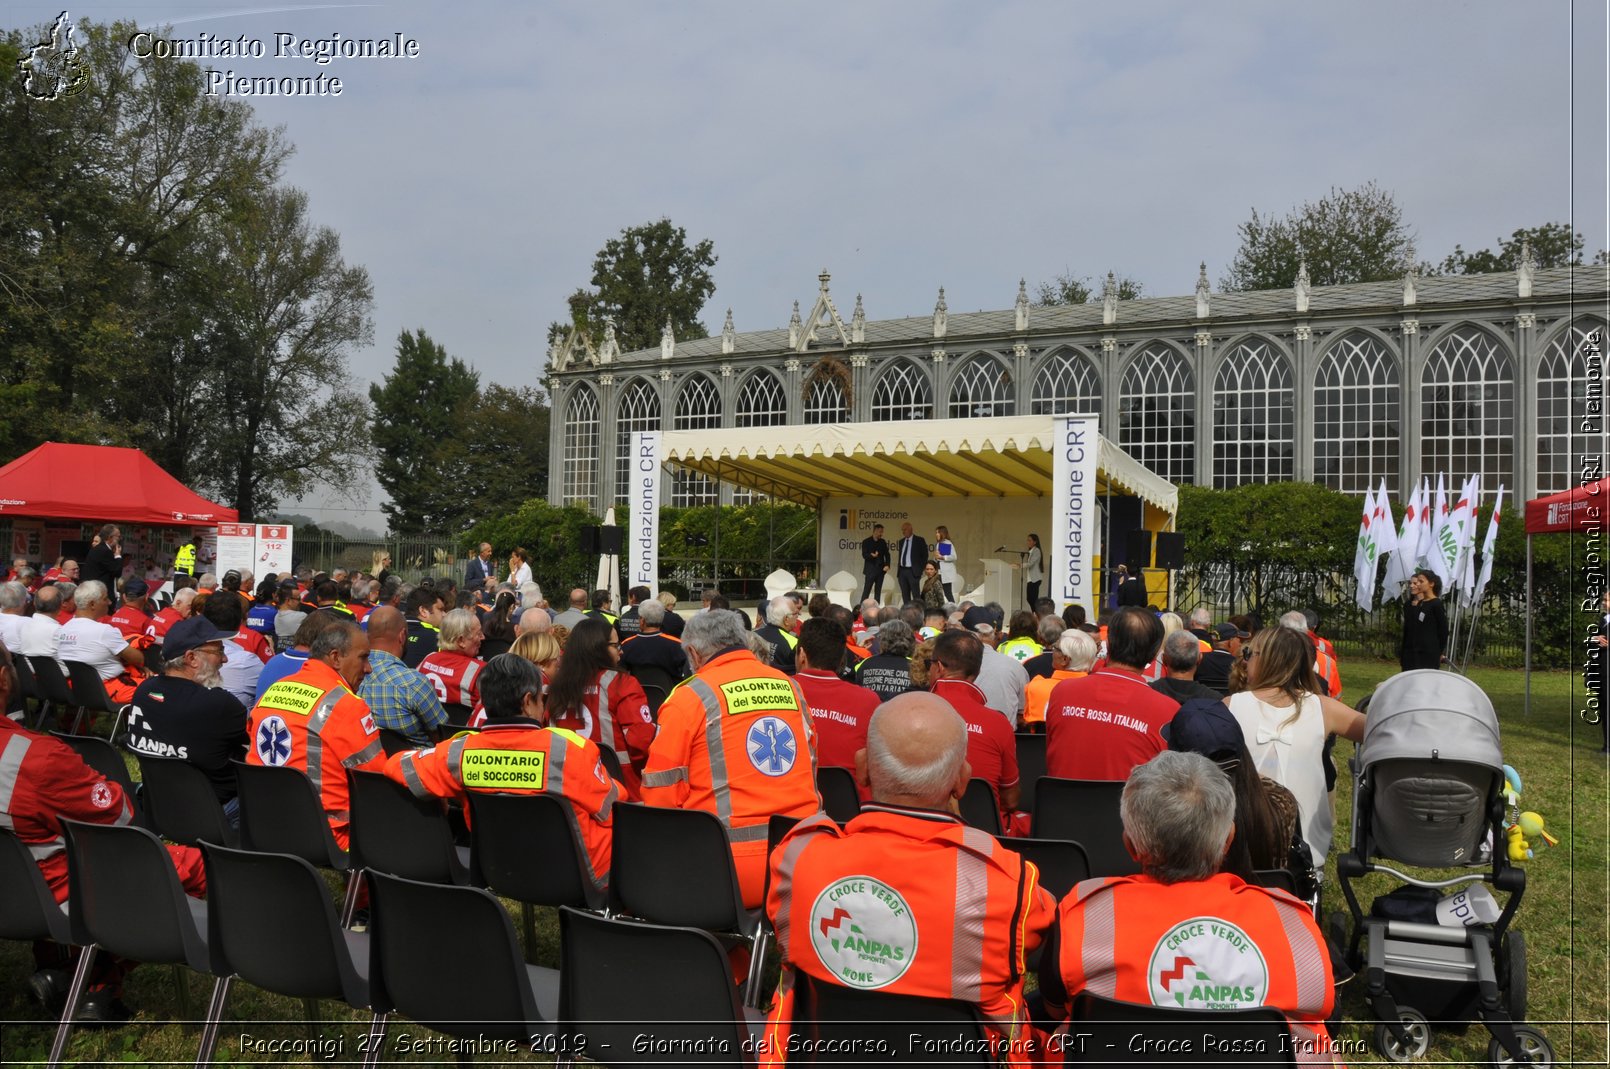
[1524,477,1610,534]
[658,415,1177,513]
[0,443,237,526]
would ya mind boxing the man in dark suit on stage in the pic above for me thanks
[861,524,890,603]
[895,522,929,605]
[464,543,496,588]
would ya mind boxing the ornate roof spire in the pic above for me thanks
[721,308,735,354]
[850,294,865,344]
[1014,278,1030,331]
[819,268,831,293]
[659,316,674,361]
[598,320,619,364]
[1294,260,1311,313]
[933,286,947,339]
[788,300,802,349]
[1101,272,1118,326]
[1402,267,1417,307]
[1194,262,1210,319]
[1517,239,1537,298]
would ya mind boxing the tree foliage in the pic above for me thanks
[1429,222,1592,275]
[0,17,371,519]
[548,218,717,352]
[1033,272,1143,306]
[1221,181,1415,292]
[371,330,481,534]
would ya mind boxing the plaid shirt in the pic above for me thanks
[359,649,449,745]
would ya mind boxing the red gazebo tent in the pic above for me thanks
[0,443,236,526]
[1522,477,1610,715]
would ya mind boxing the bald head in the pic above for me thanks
[366,606,407,655]
[860,692,970,809]
[569,588,587,610]
[516,608,552,635]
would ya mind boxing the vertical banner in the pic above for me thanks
[255,524,295,577]
[1050,416,1098,608]
[215,523,258,577]
[629,431,661,595]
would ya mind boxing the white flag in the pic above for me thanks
[1354,483,1383,611]
[1384,480,1423,595]
[1454,474,1483,592]
[1430,473,1457,588]
[1472,485,1505,604]
[1414,477,1435,570]
[1372,476,1399,575]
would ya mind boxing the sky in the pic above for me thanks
[36,0,1610,529]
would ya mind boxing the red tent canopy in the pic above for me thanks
[1524,477,1610,534]
[0,443,237,526]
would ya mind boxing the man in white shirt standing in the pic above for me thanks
[55,580,146,702]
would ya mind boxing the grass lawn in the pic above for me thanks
[0,658,1604,1065]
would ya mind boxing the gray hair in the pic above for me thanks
[439,607,481,648]
[198,572,219,589]
[742,629,773,661]
[350,577,372,602]
[73,580,108,610]
[765,595,792,627]
[1161,629,1204,671]
[1158,611,1183,637]
[865,703,967,805]
[1189,606,1212,630]
[172,587,197,610]
[1036,615,1065,646]
[683,609,748,660]
[517,607,551,634]
[238,568,254,590]
[1279,610,1309,633]
[519,581,542,605]
[308,620,362,660]
[638,599,666,626]
[0,582,26,612]
[876,619,916,658]
[1120,751,1236,884]
[55,581,77,606]
[1057,628,1099,672]
[33,584,61,613]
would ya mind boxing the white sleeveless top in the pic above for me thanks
[1228,690,1330,866]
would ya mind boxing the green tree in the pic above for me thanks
[194,186,374,521]
[462,499,600,597]
[1221,181,1415,292]
[370,329,481,534]
[548,218,717,352]
[1430,222,1589,275]
[459,384,550,524]
[1033,272,1144,306]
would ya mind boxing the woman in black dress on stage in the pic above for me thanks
[1399,568,1448,670]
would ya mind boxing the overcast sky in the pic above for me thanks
[56,1,1610,527]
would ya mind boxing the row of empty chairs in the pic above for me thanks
[9,654,129,738]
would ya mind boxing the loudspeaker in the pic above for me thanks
[1155,532,1186,571]
[1105,496,1142,541]
[1124,530,1153,571]
[580,526,599,555]
[599,526,623,555]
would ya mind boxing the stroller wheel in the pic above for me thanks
[1501,931,1527,1020]
[1486,1024,1554,1067]
[1373,1007,1431,1062]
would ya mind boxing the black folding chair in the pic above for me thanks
[1032,778,1138,877]
[200,842,380,1062]
[27,657,77,734]
[61,660,127,739]
[9,653,40,726]
[467,792,607,959]
[624,662,678,717]
[346,769,470,885]
[51,819,217,1068]
[0,827,72,947]
[366,871,559,1055]
[995,836,1091,901]
[1064,991,1296,1064]
[232,760,359,925]
[377,727,418,757]
[815,765,861,824]
[134,753,236,848]
[557,907,759,1069]
[959,778,1003,836]
[786,972,992,1065]
[1015,732,1047,813]
[441,701,472,727]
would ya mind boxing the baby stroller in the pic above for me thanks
[1333,670,1553,1066]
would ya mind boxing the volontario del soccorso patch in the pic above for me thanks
[1147,916,1269,1010]
[808,876,917,990]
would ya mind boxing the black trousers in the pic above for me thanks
[1026,580,1041,607]
[861,573,885,602]
[897,567,920,604]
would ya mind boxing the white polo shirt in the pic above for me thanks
[56,616,130,681]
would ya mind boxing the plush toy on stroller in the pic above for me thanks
[1333,670,1553,1066]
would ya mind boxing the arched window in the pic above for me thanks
[1314,332,1401,495]
[562,384,600,511]
[869,360,933,422]
[671,375,720,507]
[1537,319,1608,494]
[1421,326,1514,488]
[1118,343,1195,484]
[1212,338,1293,487]
[803,360,850,425]
[614,379,660,504]
[735,370,787,428]
[1030,348,1101,416]
[947,354,1014,418]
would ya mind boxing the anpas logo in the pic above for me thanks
[19,11,90,101]
[1147,916,1268,1010]
[808,876,917,990]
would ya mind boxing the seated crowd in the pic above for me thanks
[0,547,1361,1060]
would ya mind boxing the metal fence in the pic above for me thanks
[293,533,464,585]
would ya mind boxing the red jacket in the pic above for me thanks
[1045,666,1180,781]
[550,669,655,799]
[794,668,879,781]
[931,677,1019,809]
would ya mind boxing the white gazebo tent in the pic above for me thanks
[630,415,1177,608]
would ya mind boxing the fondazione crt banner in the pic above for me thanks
[1050,416,1098,608]
[629,431,661,595]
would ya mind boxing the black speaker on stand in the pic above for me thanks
[1155,532,1186,571]
[1123,530,1154,573]
[599,527,623,555]
[580,526,600,555]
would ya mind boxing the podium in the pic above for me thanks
[959,557,1014,608]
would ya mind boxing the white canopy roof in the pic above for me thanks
[660,415,1177,515]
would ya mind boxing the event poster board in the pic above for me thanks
[255,524,294,577]
[215,523,258,577]
[1049,416,1098,609]
[628,431,661,595]
[212,523,295,579]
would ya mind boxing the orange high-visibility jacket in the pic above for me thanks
[246,658,384,849]
[1045,871,1339,1065]
[640,649,820,907]
[762,806,1056,1069]
[385,720,617,891]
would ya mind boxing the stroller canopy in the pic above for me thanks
[1361,670,1502,771]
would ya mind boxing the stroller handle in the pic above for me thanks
[1365,864,1495,891]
